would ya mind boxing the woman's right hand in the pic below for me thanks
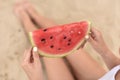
[88,27,109,54]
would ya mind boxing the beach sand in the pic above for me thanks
[0,0,120,80]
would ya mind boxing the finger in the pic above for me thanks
[91,27,100,37]
[88,36,96,45]
[32,47,41,63]
[91,27,102,42]
[24,47,33,63]
[92,27,102,36]
[91,27,98,34]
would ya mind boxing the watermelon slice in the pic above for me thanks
[29,21,91,57]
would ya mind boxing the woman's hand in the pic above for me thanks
[21,47,43,80]
[88,27,120,69]
[88,27,109,54]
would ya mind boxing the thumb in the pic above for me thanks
[32,47,40,62]
[88,36,95,45]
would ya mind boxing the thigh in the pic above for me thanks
[66,49,106,80]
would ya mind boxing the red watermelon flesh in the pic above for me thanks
[29,21,91,57]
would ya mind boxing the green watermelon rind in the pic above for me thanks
[29,21,91,58]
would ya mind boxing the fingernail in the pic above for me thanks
[33,47,38,52]
[85,35,89,40]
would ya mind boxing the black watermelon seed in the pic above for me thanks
[43,29,47,32]
[50,36,53,39]
[41,38,46,43]
[50,45,54,48]
[68,39,71,42]
[63,36,67,39]
[58,48,61,50]
[67,43,71,46]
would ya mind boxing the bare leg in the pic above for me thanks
[66,49,106,80]
[14,1,106,80]
[23,0,55,28]
[14,2,37,32]
[14,1,74,80]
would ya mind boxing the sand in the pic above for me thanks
[0,0,120,80]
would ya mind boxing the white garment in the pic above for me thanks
[99,65,120,80]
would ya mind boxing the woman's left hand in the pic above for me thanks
[21,47,43,80]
